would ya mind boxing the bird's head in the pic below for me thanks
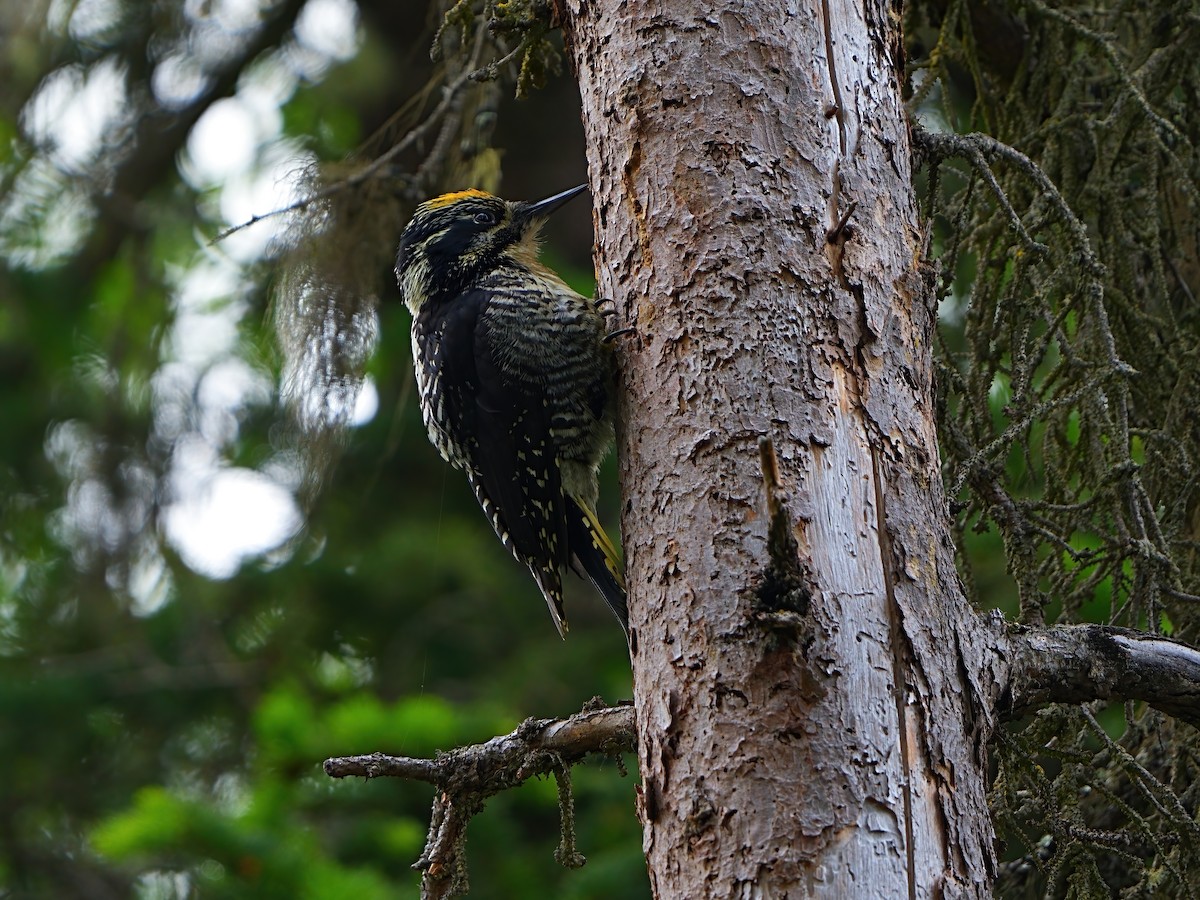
[395,184,587,313]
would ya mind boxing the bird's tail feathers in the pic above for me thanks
[567,498,629,635]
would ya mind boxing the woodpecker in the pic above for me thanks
[395,185,627,638]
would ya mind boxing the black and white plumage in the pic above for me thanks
[395,186,627,638]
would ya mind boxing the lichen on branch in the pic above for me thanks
[324,702,635,899]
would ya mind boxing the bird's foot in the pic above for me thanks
[594,297,620,318]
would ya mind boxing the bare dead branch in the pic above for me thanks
[323,702,635,899]
[323,703,635,784]
[1000,624,1200,727]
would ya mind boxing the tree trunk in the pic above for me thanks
[561,1,997,895]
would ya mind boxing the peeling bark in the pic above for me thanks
[561,1,996,895]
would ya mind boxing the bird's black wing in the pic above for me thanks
[434,290,570,636]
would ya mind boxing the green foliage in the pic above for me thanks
[93,784,402,900]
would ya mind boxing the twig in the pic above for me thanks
[1021,0,1184,145]
[825,199,858,244]
[914,129,1049,256]
[914,128,1102,275]
[550,757,586,869]
[419,792,473,899]
[324,702,636,899]
[211,24,493,245]
[68,0,309,277]
[1079,708,1200,847]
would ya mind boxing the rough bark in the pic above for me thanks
[561,1,996,896]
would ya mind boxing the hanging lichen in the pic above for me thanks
[270,0,559,504]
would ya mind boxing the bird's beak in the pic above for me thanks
[517,184,589,224]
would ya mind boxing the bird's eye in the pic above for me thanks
[474,211,497,225]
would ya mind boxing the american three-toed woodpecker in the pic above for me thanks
[395,185,627,637]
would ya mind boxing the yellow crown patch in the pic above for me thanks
[423,189,494,209]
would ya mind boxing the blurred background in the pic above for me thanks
[4,0,1198,896]
[0,1,641,897]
